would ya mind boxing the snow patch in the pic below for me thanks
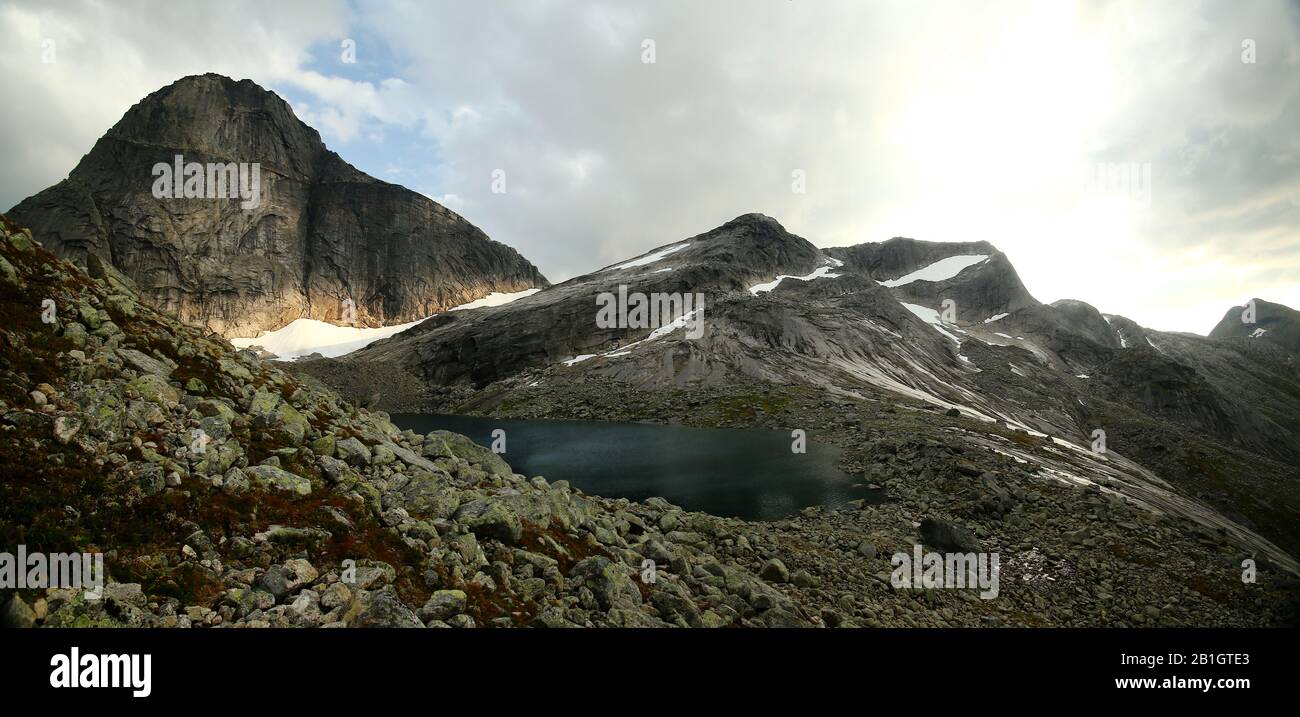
[1251,328,1268,338]
[749,263,842,295]
[231,288,539,360]
[984,313,1009,323]
[900,303,961,344]
[561,309,703,367]
[448,288,541,311]
[879,254,988,287]
[611,242,690,270]
[231,316,428,360]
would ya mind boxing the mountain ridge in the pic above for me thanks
[284,213,1300,561]
[8,73,548,337]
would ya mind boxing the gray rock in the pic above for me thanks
[336,437,372,467]
[919,517,983,553]
[454,499,523,543]
[348,587,424,628]
[244,464,312,496]
[568,556,642,610]
[1,594,37,628]
[104,583,147,608]
[759,558,790,584]
[856,541,877,559]
[417,590,468,623]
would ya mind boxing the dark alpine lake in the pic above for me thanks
[389,414,877,521]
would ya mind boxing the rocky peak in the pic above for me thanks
[106,74,333,179]
[827,237,1038,323]
[1209,298,1300,355]
[8,74,548,338]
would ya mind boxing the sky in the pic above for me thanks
[1,0,1297,333]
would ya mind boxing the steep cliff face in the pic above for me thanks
[8,73,548,337]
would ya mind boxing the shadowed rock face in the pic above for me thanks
[826,238,1038,322]
[8,73,548,337]
[1209,298,1300,356]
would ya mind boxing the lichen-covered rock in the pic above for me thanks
[568,556,642,611]
[336,437,372,467]
[348,587,423,628]
[417,590,467,624]
[453,499,523,543]
[244,465,313,496]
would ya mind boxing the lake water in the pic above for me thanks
[389,414,878,521]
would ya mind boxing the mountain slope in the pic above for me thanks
[300,215,1300,563]
[1209,298,1300,356]
[0,214,828,628]
[8,74,547,337]
[4,213,1297,628]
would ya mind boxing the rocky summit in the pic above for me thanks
[7,74,548,338]
[3,213,1298,628]
[1209,298,1300,356]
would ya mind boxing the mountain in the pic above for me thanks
[4,214,1297,628]
[0,214,825,628]
[826,237,1039,323]
[1209,298,1300,356]
[294,214,1300,566]
[7,74,547,337]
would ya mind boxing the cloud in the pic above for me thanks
[0,0,347,205]
[1,0,1296,332]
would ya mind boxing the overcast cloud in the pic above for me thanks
[1,0,1297,332]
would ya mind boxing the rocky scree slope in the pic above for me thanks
[8,73,547,338]
[0,215,822,628]
[3,216,1296,628]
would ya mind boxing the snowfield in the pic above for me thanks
[231,288,540,360]
[610,242,690,270]
[447,288,540,311]
[879,254,988,287]
[231,317,427,360]
[748,262,842,295]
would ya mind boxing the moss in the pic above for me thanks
[518,520,612,574]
